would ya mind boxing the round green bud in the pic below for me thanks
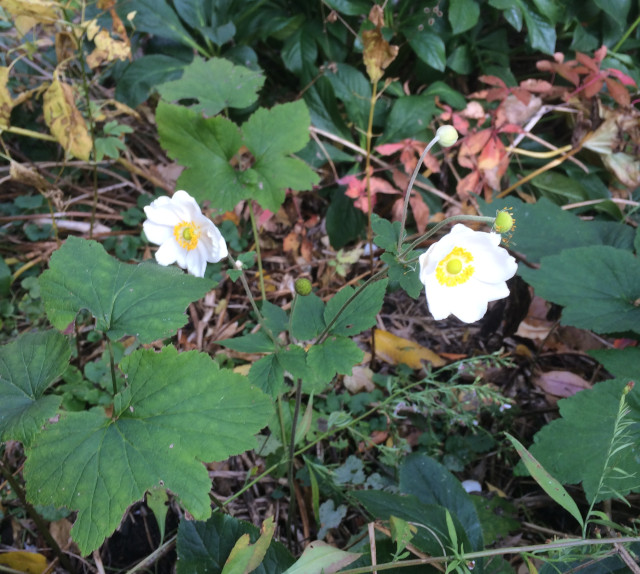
[494,209,515,234]
[294,278,312,296]
[436,125,458,147]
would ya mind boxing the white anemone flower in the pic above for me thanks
[419,224,517,323]
[143,190,228,278]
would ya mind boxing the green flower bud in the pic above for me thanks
[494,209,515,234]
[436,125,458,147]
[294,278,312,296]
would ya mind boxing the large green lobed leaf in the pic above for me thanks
[24,346,272,555]
[157,57,265,117]
[158,100,319,213]
[0,330,69,446]
[519,245,640,334]
[39,237,214,343]
[529,379,640,504]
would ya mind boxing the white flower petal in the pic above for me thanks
[143,220,174,246]
[154,239,181,266]
[185,248,207,278]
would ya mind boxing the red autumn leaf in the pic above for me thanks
[575,52,599,73]
[583,75,604,98]
[605,77,631,107]
[479,74,507,88]
[458,128,492,168]
[478,134,505,170]
[608,68,637,86]
[519,78,554,93]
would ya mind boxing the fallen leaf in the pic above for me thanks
[533,370,591,404]
[374,329,445,369]
[343,366,375,393]
[0,551,48,574]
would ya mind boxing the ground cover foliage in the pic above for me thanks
[0,0,639,573]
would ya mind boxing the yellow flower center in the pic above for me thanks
[435,246,474,287]
[173,221,201,251]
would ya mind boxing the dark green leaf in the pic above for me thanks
[372,215,401,253]
[519,246,640,334]
[281,24,318,76]
[157,57,264,117]
[324,279,388,336]
[399,453,484,550]
[176,513,294,574]
[217,331,275,353]
[261,301,289,334]
[322,0,370,16]
[381,253,423,299]
[449,0,480,34]
[377,95,437,144]
[353,490,474,559]
[521,3,556,54]
[477,196,627,263]
[116,55,187,108]
[593,0,631,27]
[325,188,366,249]
[291,293,325,341]
[405,29,446,71]
[24,346,272,555]
[0,331,68,445]
[39,237,214,343]
[249,354,285,398]
[306,336,363,384]
[589,348,640,381]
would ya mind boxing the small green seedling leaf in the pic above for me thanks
[0,330,69,446]
[282,540,360,574]
[146,487,169,543]
[389,515,416,560]
[221,516,276,574]
[24,346,272,555]
[505,433,584,528]
[158,57,264,117]
[39,237,214,343]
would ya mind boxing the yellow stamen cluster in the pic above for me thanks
[435,247,474,287]
[173,221,201,251]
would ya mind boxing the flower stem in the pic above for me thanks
[227,253,279,348]
[396,136,441,252]
[248,202,267,302]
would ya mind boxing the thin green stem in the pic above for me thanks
[227,254,279,348]
[365,81,379,270]
[338,537,640,574]
[613,14,640,52]
[106,336,118,396]
[0,463,77,574]
[249,202,267,302]
[286,379,304,550]
[396,136,441,252]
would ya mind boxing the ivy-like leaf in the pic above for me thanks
[158,101,318,212]
[157,57,264,117]
[39,237,214,343]
[324,279,388,336]
[0,331,69,446]
[529,379,640,504]
[518,246,640,334]
[24,346,272,555]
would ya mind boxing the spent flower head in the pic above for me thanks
[419,224,517,323]
[143,190,228,278]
